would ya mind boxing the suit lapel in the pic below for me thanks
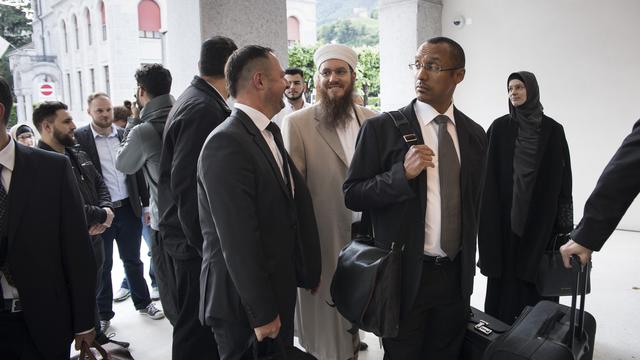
[400,101,427,218]
[314,107,348,167]
[236,110,292,200]
[77,126,101,174]
[7,143,35,250]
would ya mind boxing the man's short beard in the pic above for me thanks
[317,81,355,129]
[54,129,76,147]
[285,92,303,101]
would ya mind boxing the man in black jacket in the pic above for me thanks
[561,119,640,266]
[344,37,487,359]
[32,101,127,346]
[157,36,237,359]
[0,77,96,359]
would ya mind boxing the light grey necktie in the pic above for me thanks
[435,115,462,259]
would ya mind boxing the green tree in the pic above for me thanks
[355,46,380,107]
[318,19,378,47]
[287,43,319,97]
[0,3,32,89]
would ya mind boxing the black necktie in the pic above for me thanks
[266,122,292,195]
[434,115,461,259]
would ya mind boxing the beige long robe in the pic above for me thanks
[283,104,378,360]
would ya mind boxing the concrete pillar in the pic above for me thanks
[164,0,201,95]
[24,94,33,123]
[379,0,442,111]
[199,0,288,66]
[16,95,26,124]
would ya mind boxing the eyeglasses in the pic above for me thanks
[319,68,350,79]
[408,62,463,73]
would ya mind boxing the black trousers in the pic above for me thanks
[382,256,467,360]
[171,256,219,360]
[150,230,178,325]
[0,311,56,360]
[211,317,294,360]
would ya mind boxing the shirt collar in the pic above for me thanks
[414,100,456,126]
[90,122,118,138]
[0,137,15,172]
[234,103,271,131]
[206,80,227,102]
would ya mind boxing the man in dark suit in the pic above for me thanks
[343,37,487,359]
[157,36,237,359]
[0,77,97,358]
[198,45,321,360]
[561,119,640,266]
[75,92,163,333]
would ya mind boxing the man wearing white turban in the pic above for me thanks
[283,43,377,360]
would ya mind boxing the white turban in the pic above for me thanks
[313,44,358,71]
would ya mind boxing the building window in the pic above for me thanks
[138,0,161,38]
[78,71,84,110]
[90,68,95,92]
[66,73,72,108]
[287,16,301,47]
[73,15,80,49]
[104,65,110,96]
[85,8,92,46]
[100,1,107,41]
[62,21,68,53]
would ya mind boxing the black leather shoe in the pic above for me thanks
[96,333,131,349]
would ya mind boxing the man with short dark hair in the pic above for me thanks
[344,37,487,358]
[158,36,237,359]
[272,67,310,127]
[198,45,321,359]
[115,63,174,309]
[32,101,126,346]
[0,77,97,358]
[75,92,163,334]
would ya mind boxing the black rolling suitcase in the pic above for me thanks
[483,256,596,360]
[460,307,511,359]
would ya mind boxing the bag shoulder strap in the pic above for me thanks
[386,110,422,146]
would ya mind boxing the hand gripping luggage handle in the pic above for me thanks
[568,255,589,349]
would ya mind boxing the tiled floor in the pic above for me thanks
[73,230,640,359]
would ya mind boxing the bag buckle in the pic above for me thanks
[11,299,22,313]
[474,320,493,335]
[403,134,417,144]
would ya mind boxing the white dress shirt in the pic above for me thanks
[336,109,362,223]
[0,138,19,299]
[90,123,129,202]
[272,99,310,127]
[235,103,294,194]
[413,101,461,256]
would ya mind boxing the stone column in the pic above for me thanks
[379,0,442,111]
[24,94,34,125]
[16,94,26,124]
[199,0,288,66]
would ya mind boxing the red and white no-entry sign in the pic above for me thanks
[40,83,54,97]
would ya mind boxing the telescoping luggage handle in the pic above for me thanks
[568,255,590,349]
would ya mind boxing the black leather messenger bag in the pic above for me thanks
[330,111,418,338]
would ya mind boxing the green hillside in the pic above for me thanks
[316,0,379,25]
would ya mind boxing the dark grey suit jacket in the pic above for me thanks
[2,143,96,358]
[197,109,320,334]
[344,100,488,316]
[75,124,149,218]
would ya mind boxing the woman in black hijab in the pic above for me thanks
[478,71,573,324]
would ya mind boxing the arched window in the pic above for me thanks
[85,8,92,45]
[138,0,161,38]
[100,1,107,41]
[72,14,80,49]
[287,16,301,46]
[62,21,68,52]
